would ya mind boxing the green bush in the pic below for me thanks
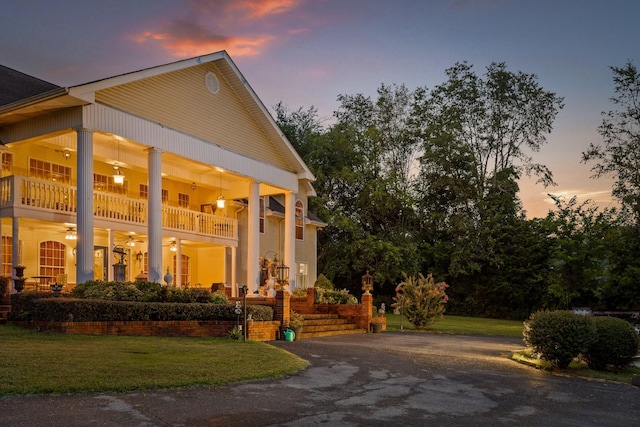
[523,310,597,368]
[71,280,213,303]
[8,293,274,322]
[210,291,229,304]
[314,274,334,290]
[315,287,357,304]
[583,316,640,370]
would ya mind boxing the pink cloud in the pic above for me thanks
[228,0,302,19]
[133,0,305,57]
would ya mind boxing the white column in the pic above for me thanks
[76,128,95,284]
[107,229,114,281]
[175,239,182,287]
[147,147,163,283]
[247,180,260,295]
[230,246,237,297]
[284,191,296,290]
[11,218,19,286]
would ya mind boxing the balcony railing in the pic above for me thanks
[0,175,237,240]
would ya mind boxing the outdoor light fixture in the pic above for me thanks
[170,241,177,252]
[216,169,225,209]
[361,270,373,295]
[65,228,77,240]
[125,236,135,246]
[62,150,71,160]
[276,262,289,285]
[191,182,197,191]
[112,138,125,184]
[113,167,125,184]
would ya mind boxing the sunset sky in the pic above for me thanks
[2,0,639,218]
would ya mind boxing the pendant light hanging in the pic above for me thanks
[216,169,225,209]
[113,139,125,185]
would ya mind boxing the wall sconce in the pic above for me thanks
[65,228,77,240]
[62,150,71,160]
[170,241,177,252]
[136,251,143,262]
[191,182,197,191]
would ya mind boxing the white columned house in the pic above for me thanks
[0,51,324,294]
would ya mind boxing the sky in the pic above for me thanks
[1,0,639,218]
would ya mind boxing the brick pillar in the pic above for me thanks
[360,293,373,330]
[275,290,291,327]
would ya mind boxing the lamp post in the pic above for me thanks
[361,270,373,295]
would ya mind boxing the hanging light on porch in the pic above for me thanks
[113,138,125,185]
[170,241,177,252]
[65,228,77,240]
[216,169,225,209]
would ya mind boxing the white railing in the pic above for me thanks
[0,176,237,240]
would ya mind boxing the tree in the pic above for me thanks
[415,62,563,279]
[583,61,640,226]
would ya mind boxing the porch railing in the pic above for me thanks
[0,175,237,240]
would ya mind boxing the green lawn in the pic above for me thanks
[0,325,308,397]
[385,313,524,337]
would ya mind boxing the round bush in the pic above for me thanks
[523,310,597,369]
[583,316,640,370]
[210,291,229,304]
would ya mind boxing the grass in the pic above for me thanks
[385,313,525,337]
[0,325,308,397]
[512,349,640,384]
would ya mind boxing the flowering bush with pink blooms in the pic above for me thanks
[392,273,449,329]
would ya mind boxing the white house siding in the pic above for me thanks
[94,63,292,172]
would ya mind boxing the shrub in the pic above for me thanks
[314,274,334,290]
[583,316,640,370]
[8,293,274,322]
[210,291,229,304]
[523,310,597,369]
[315,287,357,304]
[392,273,448,329]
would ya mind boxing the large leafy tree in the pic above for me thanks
[582,61,640,226]
[415,62,563,277]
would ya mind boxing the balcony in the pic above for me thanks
[0,175,237,242]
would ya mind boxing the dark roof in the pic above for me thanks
[0,64,61,107]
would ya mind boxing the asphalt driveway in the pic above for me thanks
[1,332,639,426]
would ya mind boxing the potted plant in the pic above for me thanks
[370,303,386,333]
[290,310,304,340]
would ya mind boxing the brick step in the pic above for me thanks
[298,313,340,320]
[303,318,351,326]
[301,328,367,338]
[303,322,361,333]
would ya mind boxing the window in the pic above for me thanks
[93,173,127,195]
[295,200,304,240]
[139,184,148,199]
[259,197,265,233]
[173,254,190,286]
[30,158,71,184]
[1,152,13,175]
[39,241,65,277]
[139,185,168,204]
[1,236,12,277]
[178,192,190,209]
[296,262,308,289]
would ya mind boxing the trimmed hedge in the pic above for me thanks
[8,293,273,322]
[523,310,596,368]
[71,280,213,303]
[583,316,640,370]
